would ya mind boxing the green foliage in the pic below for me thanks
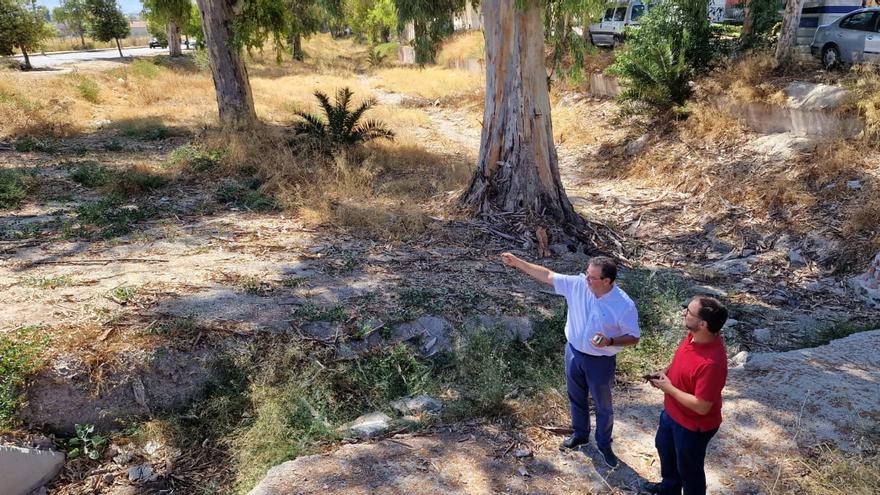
[545,0,606,81]
[20,274,74,289]
[67,423,108,460]
[86,0,130,43]
[0,0,51,68]
[0,326,50,427]
[233,0,329,60]
[293,87,394,153]
[346,0,397,44]
[52,0,90,45]
[741,0,783,47]
[129,59,162,79]
[74,196,154,238]
[73,76,101,103]
[167,144,223,172]
[393,0,466,64]
[115,118,170,140]
[69,161,112,187]
[0,168,30,209]
[216,179,280,211]
[607,0,718,112]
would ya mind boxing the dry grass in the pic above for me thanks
[839,64,880,142]
[698,52,782,103]
[38,36,152,53]
[437,31,485,66]
[681,102,748,144]
[371,66,484,101]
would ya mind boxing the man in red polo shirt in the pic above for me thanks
[643,296,728,495]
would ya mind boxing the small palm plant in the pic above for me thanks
[293,87,394,154]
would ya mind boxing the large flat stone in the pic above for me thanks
[0,446,64,495]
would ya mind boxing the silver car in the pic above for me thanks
[811,7,880,69]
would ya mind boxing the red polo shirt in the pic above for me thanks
[664,333,728,432]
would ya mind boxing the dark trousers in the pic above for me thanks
[655,410,718,495]
[565,344,615,449]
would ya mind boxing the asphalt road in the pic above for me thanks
[15,46,189,69]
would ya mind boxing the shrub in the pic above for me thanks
[293,87,394,154]
[0,168,30,209]
[0,326,50,427]
[607,0,719,112]
[74,77,100,103]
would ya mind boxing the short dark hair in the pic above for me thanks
[588,256,618,282]
[695,296,729,333]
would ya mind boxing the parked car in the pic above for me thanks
[811,7,880,69]
[148,37,167,49]
[588,1,650,48]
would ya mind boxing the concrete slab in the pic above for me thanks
[0,445,64,495]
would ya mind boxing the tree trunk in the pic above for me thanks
[740,2,754,39]
[292,33,303,61]
[194,0,257,127]
[168,22,182,57]
[79,32,85,47]
[461,0,579,226]
[115,37,124,58]
[413,20,432,64]
[775,0,806,66]
[21,46,32,70]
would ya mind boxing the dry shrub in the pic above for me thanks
[699,52,778,102]
[799,140,863,188]
[372,67,484,101]
[0,77,81,138]
[370,142,471,200]
[844,196,880,237]
[840,64,880,142]
[682,102,746,143]
[793,446,880,495]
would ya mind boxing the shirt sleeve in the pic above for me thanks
[618,304,641,339]
[552,273,581,299]
[693,360,727,403]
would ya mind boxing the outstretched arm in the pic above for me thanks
[501,253,554,286]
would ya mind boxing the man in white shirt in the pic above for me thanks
[501,253,641,468]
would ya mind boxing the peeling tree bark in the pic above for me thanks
[462,0,581,227]
[775,0,806,66]
[194,0,257,127]
[168,21,182,57]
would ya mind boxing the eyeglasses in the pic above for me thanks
[681,304,700,319]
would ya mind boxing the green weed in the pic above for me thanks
[0,326,50,427]
[20,275,73,289]
[69,162,113,188]
[167,145,223,173]
[216,181,279,212]
[74,78,100,103]
[74,197,154,238]
[0,168,31,209]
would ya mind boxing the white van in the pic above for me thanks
[588,1,650,48]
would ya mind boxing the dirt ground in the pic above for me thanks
[2,52,879,494]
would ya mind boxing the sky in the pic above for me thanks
[38,0,145,17]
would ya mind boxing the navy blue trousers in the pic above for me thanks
[655,410,718,495]
[565,344,616,449]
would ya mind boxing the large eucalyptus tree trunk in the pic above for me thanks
[775,0,806,66]
[168,21,182,57]
[194,0,257,126]
[462,0,580,226]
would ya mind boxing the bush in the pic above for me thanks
[0,168,31,209]
[0,326,50,427]
[608,0,720,112]
[293,87,394,155]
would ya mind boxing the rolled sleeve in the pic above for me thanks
[619,305,641,339]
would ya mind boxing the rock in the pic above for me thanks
[848,251,880,307]
[784,82,850,110]
[730,351,750,368]
[29,487,48,495]
[707,257,755,277]
[0,446,64,495]
[741,249,755,257]
[723,319,739,328]
[549,243,570,256]
[788,249,807,267]
[393,316,454,357]
[127,464,157,483]
[464,315,534,342]
[390,395,442,415]
[752,328,772,343]
[517,466,530,477]
[343,412,391,438]
[625,134,649,156]
[691,284,728,298]
[847,180,862,190]
[745,133,815,161]
[300,321,339,341]
[514,449,532,458]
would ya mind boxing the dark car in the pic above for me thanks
[148,37,167,49]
